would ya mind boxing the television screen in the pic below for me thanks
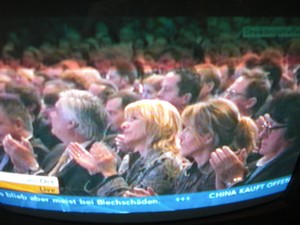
[1,1,300,224]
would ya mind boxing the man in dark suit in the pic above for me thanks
[3,90,108,195]
[41,89,108,195]
[210,90,300,188]
[0,93,49,173]
[223,68,271,120]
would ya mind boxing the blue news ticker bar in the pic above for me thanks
[0,176,291,214]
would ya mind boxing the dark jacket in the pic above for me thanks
[174,161,216,194]
[42,142,103,196]
[244,144,300,185]
[1,137,49,173]
[89,149,182,196]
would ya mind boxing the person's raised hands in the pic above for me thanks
[123,187,156,197]
[3,134,38,173]
[68,142,118,177]
[210,146,246,189]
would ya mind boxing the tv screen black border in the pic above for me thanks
[1,0,300,224]
[0,166,300,225]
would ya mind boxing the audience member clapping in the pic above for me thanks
[210,90,300,188]
[68,99,183,196]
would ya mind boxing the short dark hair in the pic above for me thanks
[195,63,221,95]
[269,90,300,142]
[107,90,141,109]
[174,68,202,104]
[5,84,41,119]
[0,93,32,132]
[260,63,283,93]
[243,69,271,114]
[111,59,137,84]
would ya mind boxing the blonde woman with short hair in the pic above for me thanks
[69,99,183,196]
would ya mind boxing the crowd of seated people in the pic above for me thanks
[0,17,300,196]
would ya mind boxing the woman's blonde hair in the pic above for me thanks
[182,98,258,153]
[125,99,181,154]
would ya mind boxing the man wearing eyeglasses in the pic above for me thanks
[223,68,271,119]
[210,90,300,188]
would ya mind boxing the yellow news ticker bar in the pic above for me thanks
[0,181,59,194]
[0,171,60,194]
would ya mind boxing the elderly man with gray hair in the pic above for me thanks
[9,89,108,195]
